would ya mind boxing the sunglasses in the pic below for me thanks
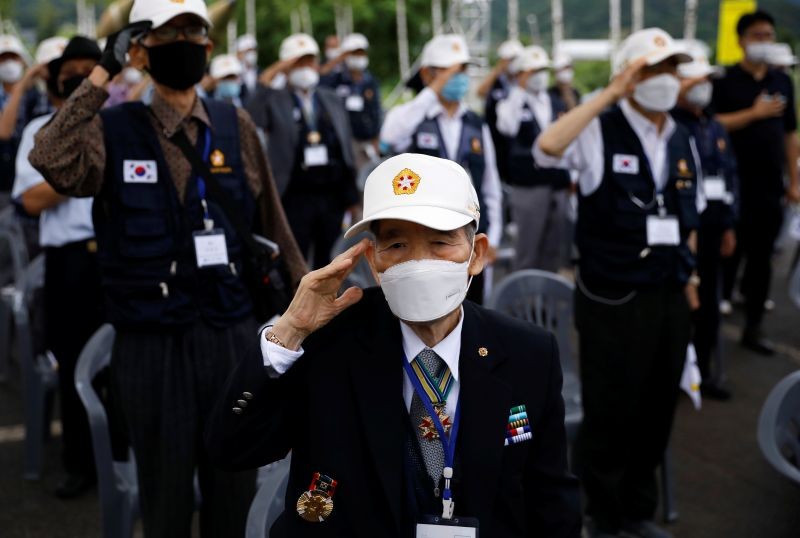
[146,24,209,44]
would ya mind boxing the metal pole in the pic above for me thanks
[508,0,519,41]
[432,0,443,36]
[609,0,621,47]
[632,0,644,32]
[551,0,564,53]
[301,2,313,36]
[246,0,256,37]
[227,20,237,54]
[684,0,699,40]
[397,0,410,78]
[346,3,354,35]
[526,14,540,46]
[290,10,300,34]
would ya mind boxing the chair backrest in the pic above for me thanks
[75,324,139,538]
[330,231,377,289]
[757,370,800,485]
[486,269,577,374]
[246,455,291,538]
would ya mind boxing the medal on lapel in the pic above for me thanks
[410,358,455,442]
[296,472,337,523]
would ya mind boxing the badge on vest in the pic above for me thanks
[416,132,440,151]
[345,95,365,112]
[646,216,680,246]
[193,230,230,267]
[304,145,330,167]
[612,154,639,175]
[703,176,727,201]
[123,160,158,184]
[470,137,482,155]
[416,515,479,538]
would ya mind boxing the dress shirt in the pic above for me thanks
[534,98,706,212]
[380,88,504,246]
[496,85,553,138]
[260,308,464,417]
[11,114,94,247]
[243,68,258,94]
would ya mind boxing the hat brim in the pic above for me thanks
[344,206,475,239]
[646,48,693,67]
[150,11,212,31]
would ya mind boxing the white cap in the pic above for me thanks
[279,33,319,62]
[0,35,28,62]
[769,43,799,67]
[420,34,471,68]
[341,33,369,53]
[552,51,573,70]
[130,0,212,30]
[677,51,721,78]
[210,54,242,79]
[35,37,69,65]
[236,34,257,52]
[497,39,524,60]
[509,45,550,74]
[612,27,691,76]
[345,153,480,239]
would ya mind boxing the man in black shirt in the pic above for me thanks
[712,10,800,355]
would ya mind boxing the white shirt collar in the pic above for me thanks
[425,96,469,122]
[620,98,676,142]
[399,307,464,382]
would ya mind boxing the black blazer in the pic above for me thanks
[205,288,581,537]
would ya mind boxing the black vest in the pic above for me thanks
[576,106,699,288]
[97,99,255,328]
[506,99,571,189]
[408,112,489,234]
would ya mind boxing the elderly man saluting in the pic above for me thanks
[206,153,581,537]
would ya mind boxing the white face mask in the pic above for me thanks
[633,73,681,112]
[746,42,776,64]
[685,80,713,109]
[555,68,574,84]
[122,67,143,86]
[289,67,319,91]
[243,50,258,68]
[270,71,287,90]
[378,251,474,323]
[0,60,24,84]
[345,55,369,72]
[526,70,550,93]
[325,48,340,61]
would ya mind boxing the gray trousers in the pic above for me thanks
[509,185,570,272]
[111,318,257,538]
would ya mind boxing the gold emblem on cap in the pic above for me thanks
[654,35,667,48]
[393,168,421,195]
[210,149,225,168]
[677,159,692,178]
[452,42,461,52]
[478,347,489,357]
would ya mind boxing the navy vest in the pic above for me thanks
[576,106,699,288]
[289,92,346,192]
[97,99,256,328]
[408,111,489,234]
[506,99,571,189]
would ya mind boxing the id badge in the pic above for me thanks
[703,176,727,201]
[304,145,330,167]
[345,95,365,112]
[646,215,680,246]
[416,515,479,538]
[193,229,229,267]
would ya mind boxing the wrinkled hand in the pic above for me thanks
[100,21,151,78]
[720,229,737,258]
[607,57,648,101]
[271,239,369,350]
[259,58,297,86]
[751,92,786,120]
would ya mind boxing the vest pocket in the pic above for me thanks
[120,216,173,258]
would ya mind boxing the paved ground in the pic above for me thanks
[1,248,799,538]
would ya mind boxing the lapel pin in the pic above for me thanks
[478,347,489,357]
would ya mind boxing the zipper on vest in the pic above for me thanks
[229,262,238,276]
[170,261,177,276]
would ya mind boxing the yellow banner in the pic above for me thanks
[717,0,758,65]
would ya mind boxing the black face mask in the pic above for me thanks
[59,76,86,99]
[145,41,207,90]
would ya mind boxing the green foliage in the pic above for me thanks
[573,60,610,94]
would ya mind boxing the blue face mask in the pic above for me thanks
[440,72,470,103]
[216,80,242,100]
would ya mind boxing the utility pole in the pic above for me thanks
[245,0,255,37]
[551,0,564,53]
[432,0,443,35]
[609,0,621,47]
[508,0,519,41]
[396,0,410,78]
[632,0,644,32]
[684,0,699,40]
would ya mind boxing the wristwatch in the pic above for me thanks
[264,327,287,348]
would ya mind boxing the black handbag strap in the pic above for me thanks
[168,128,271,257]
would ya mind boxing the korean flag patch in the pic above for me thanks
[124,160,158,184]
[612,154,639,175]
[416,132,440,151]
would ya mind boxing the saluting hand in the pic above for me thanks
[270,239,369,350]
[606,57,648,102]
[429,64,463,97]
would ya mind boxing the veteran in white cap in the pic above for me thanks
[209,53,244,106]
[380,34,503,304]
[235,33,259,98]
[207,151,581,538]
[535,28,703,538]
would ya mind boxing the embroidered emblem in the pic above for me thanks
[471,137,482,154]
[210,149,225,168]
[393,168,421,195]
[677,158,692,178]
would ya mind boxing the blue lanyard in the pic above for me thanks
[196,128,213,229]
[402,355,461,518]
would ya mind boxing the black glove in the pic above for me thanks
[99,21,151,78]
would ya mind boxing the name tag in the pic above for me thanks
[336,85,351,97]
[123,160,158,183]
[703,176,727,201]
[646,215,680,246]
[613,154,639,175]
[304,145,330,167]
[345,94,365,112]
[416,516,479,538]
[416,132,439,150]
[193,230,229,267]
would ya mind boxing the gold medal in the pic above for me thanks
[296,490,334,522]
[418,404,453,441]
[307,131,321,145]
